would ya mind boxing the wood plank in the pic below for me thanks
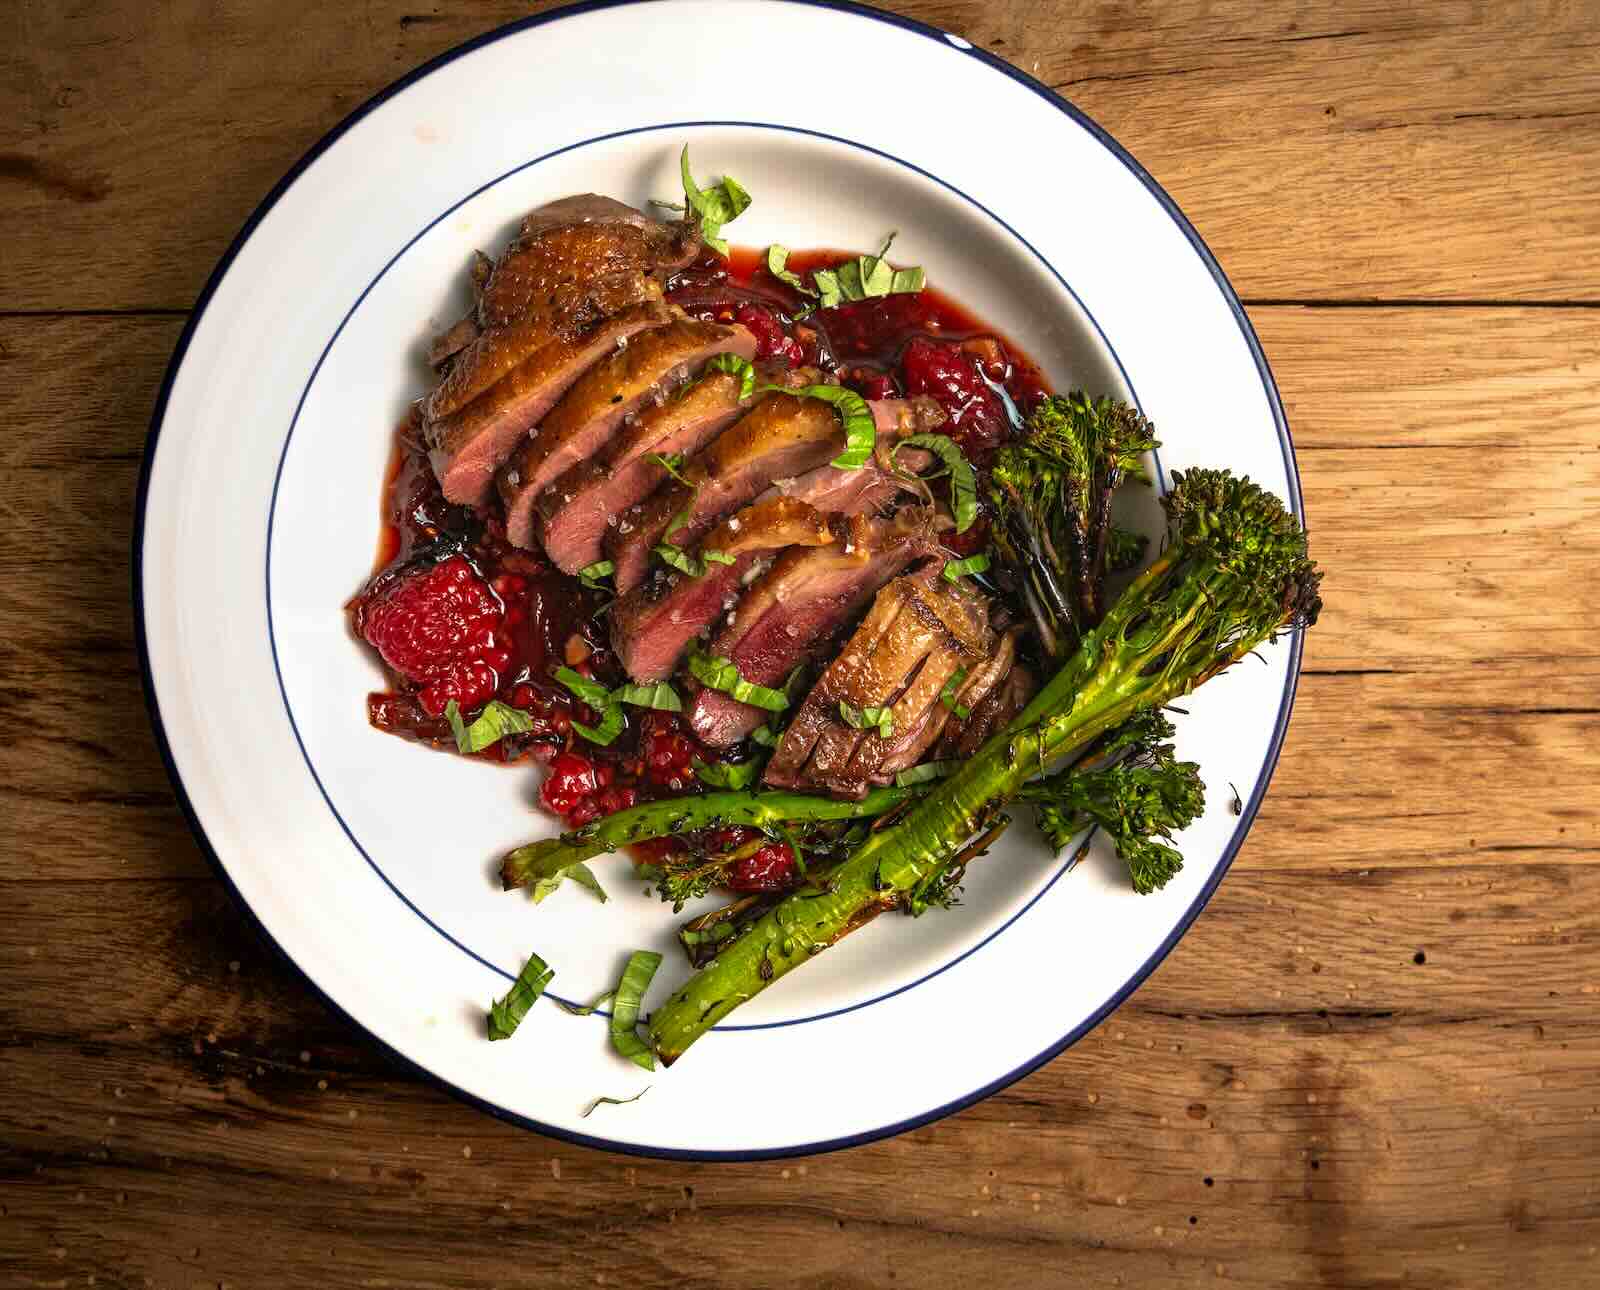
[2,870,1597,1287]
[2,2,1598,310]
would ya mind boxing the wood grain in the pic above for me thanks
[3,2,1600,1287]
[2,1,1599,311]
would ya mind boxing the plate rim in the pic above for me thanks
[132,0,1304,1161]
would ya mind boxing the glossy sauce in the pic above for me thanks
[352,244,1057,797]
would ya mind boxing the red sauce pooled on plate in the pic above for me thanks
[350,244,1055,833]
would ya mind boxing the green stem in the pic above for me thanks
[647,555,1262,1064]
[500,786,915,891]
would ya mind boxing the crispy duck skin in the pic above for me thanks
[426,196,699,421]
[606,394,947,596]
[496,319,756,551]
[423,300,673,507]
[763,566,993,799]
[686,510,945,748]
[607,497,840,683]
[934,651,1039,762]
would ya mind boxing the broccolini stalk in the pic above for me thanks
[501,786,916,893]
[648,468,1320,1063]
[989,392,1157,656]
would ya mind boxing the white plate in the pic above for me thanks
[135,0,1303,1158]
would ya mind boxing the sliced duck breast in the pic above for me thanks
[607,497,839,683]
[498,319,755,549]
[423,299,673,507]
[686,509,943,748]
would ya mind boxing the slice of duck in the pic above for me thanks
[607,497,839,683]
[498,319,756,551]
[426,196,699,420]
[764,566,993,798]
[933,652,1039,762]
[424,299,673,507]
[607,394,946,596]
[532,362,784,576]
[869,624,1023,782]
[687,510,944,748]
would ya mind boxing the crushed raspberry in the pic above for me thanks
[361,555,506,703]
[540,751,599,817]
[700,825,760,854]
[856,372,899,401]
[736,303,804,365]
[900,336,1008,453]
[726,842,798,892]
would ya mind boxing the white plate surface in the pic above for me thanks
[136,0,1303,1157]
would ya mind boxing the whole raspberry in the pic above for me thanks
[361,555,503,687]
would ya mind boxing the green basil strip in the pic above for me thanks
[688,649,791,712]
[655,543,734,578]
[581,1088,649,1118]
[765,245,815,294]
[777,383,875,470]
[939,667,972,719]
[705,352,759,400]
[578,559,615,591]
[554,666,611,710]
[692,756,760,790]
[809,233,924,307]
[894,760,960,788]
[565,861,609,903]
[614,681,683,712]
[679,146,751,257]
[642,452,692,486]
[609,950,663,1071]
[444,699,535,755]
[812,267,843,310]
[942,553,991,582]
[896,433,978,533]
[531,858,608,907]
[487,950,554,1041]
[889,266,926,293]
[555,989,615,1017]
[838,700,894,739]
[749,722,780,748]
[571,704,624,747]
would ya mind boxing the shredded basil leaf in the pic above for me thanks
[487,950,554,1041]
[942,553,991,582]
[577,559,615,591]
[609,950,663,1071]
[566,861,609,903]
[692,756,760,790]
[774,383,875,470]
[657,543,736,576]
[571,704,624,747]
[810,233,924,307]
[581,1087,649,1117]
[688,648,791,712]
[749,722,780,748]
[894,760,959,787]
[838,700,894,738]
[642,452,691,486]
[679,146,751,257]
[555,989,615,1017]
[614,681,683,712]
[939,667,972,719]
[765,244,816,295]
[705,352,758,399]
[896,433,977,533]
[444,699,535,755]
[553,667,610,710]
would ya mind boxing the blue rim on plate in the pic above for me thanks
[133,0,1304,1161]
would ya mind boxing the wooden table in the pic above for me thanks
[4,2,1597,1285]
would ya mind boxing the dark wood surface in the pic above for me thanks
[3,3,1598,1286]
